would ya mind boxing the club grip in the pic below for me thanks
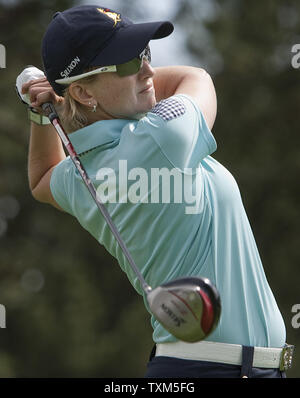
[42,102,58,123]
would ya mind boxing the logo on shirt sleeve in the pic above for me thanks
[150,97,186,122]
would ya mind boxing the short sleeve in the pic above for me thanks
[50,157,74,215]
[143,94,217,170]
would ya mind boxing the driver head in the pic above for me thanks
[147,277,221,342]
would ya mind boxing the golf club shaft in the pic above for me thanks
[42,102,152,294]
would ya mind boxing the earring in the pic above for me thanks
[89,102,97,113]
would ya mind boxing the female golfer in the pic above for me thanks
[18,5,292,377]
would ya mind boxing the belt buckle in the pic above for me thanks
[279,344,294,371]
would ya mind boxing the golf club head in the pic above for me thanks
[147,276,221,343]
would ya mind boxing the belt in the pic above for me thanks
[155,341,294,371]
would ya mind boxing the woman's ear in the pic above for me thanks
[68,83,95,107]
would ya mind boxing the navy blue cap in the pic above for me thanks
[42,5,174,95]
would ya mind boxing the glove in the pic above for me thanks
[16,66,50,125]
[16,66,45,105]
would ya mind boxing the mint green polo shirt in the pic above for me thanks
[50,94,286,347]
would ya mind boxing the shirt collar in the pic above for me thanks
[68,119,129,155]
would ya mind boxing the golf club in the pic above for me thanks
[41,101,221,343]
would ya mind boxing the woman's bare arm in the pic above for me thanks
[153,66,217,130]
[22,78,65,209]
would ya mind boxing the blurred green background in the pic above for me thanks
[0,0,299,377]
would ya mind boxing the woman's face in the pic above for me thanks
[88,59,157,120]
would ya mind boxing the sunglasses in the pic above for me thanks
[55,45,152,85]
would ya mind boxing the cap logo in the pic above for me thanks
[60,56,80,78]
[97,8,121,26]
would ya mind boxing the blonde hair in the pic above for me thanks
[60,70,99,133]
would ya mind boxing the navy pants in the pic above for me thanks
[145,345,286,378]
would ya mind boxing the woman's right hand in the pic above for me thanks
[21,77,64,115]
